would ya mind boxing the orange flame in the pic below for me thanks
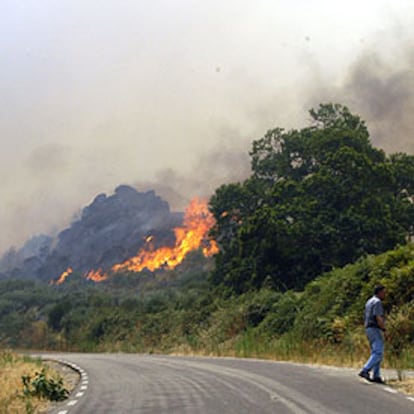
[51,198,218,284]
[53,267,73,285]
[85,268,108,282]
[112,197,218,273]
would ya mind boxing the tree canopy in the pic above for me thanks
[209,104,414,293]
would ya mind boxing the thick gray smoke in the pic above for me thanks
[306,43,414,154]
[135,127,252,210]
[344,50,414,153]
[1,1,413,256]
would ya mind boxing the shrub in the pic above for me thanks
[22,368,69,402]
[257,291,301,336]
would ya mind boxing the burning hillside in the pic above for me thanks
[111,197,218,273]
[53,197,218,284]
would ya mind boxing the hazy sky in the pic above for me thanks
[1,0,414,254]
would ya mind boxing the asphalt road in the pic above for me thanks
[42,353,414,414]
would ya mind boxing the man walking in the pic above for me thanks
[358,285,386,384]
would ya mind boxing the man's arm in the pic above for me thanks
[376,315,386,331]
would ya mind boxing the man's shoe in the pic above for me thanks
[358,370,370,381]
[372,377,386,384]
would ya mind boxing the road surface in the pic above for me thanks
[41,353,414,413]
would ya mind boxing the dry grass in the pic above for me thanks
[0,349,64,414]
[388,378,414,395]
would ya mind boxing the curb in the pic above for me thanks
[42,358,89,414]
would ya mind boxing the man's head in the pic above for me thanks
[374,284,386,300]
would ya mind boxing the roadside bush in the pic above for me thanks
[244,289,281,327]
[387,302,414,359]
[257,291,301,336]
[22,368,68,401]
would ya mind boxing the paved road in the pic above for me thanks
[43,353,414,414]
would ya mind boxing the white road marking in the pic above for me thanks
[55,360,90,412]
[407,397,414,402]
[384,387,398,394]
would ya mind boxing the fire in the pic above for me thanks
[85,268,108,282]
[112,197,218,273]
[51,197,218,284]
[52,267,73,285]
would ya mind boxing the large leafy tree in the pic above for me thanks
[209,104,414,293]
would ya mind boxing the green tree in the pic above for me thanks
[210,104,414,293]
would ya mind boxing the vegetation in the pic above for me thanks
[22,368,68,402]
[1,244,414,370]
[209,103,414,292]
[1,103,414,380]
[0,349,68,414]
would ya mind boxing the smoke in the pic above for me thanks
[306,40,414,154]
[345,50,414,154]
[135,125,252,210]
[1,1,414,256]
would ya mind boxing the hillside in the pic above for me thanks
[0,186,183,283]
[1,243,414,371]
[1,103,414,371]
